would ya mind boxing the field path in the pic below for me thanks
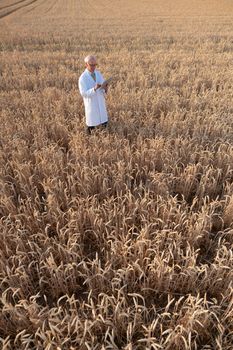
[0,0,27,10]
[23,0,55,15]
[0,0,39,19]
[43,0,58,15]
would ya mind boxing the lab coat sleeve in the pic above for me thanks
[99,72,105,84]
[98,72,106,95]
[79,77,96,98]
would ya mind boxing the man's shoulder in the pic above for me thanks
[79,70,88,81]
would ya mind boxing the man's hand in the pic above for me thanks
[104,84,108,93]
[94,84,101,91]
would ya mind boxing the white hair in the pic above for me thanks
[84,55,97,64]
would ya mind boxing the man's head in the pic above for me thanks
[85,55,97,73]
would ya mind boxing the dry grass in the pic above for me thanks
[0,0,233,349]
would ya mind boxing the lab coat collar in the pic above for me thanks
[85,68,96,75]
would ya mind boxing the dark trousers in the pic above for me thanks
[87,122,108,134]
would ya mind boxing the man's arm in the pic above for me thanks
[98,72,108,94]
[79,77,100,98]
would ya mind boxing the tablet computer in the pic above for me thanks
[100,77,113,89]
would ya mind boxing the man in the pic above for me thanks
[79,55,109,134]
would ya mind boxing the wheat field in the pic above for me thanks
[0,0,233,349]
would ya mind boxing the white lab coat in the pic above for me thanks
[78,69,109,127]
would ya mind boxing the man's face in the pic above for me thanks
[86,60,97,73]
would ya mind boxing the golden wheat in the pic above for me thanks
[0,0,233,349]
